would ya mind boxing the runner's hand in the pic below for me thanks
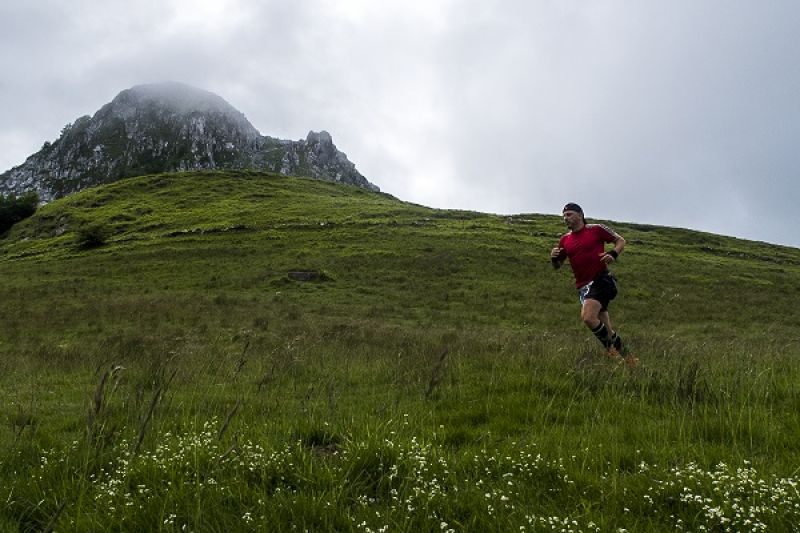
[550,247,564,269]
[600,252,615,264]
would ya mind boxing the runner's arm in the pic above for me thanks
[550,247,566,269]
[601,235,626,264]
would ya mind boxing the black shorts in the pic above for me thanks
[578,271,618,312]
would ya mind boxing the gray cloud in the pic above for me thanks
[1,0,798,247]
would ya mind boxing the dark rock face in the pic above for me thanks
[0,82,377,201]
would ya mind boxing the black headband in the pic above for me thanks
[562,202,583,214]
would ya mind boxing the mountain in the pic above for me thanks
[0,82,377,201]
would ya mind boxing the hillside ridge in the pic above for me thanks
[2,170,797,263]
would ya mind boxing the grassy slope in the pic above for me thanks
[1,170,799,531]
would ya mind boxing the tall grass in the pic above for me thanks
[2,323,798,531]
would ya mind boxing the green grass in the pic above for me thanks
[1,170,799,531]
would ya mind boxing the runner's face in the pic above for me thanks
[563,210,583,230]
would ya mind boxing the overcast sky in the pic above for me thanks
[2,1,798,247]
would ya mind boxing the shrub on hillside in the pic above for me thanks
[0,192,38,235]
[76,223,109,249]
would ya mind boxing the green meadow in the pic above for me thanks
[1,170,799,532]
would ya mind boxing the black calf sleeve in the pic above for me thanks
[591,323,610,347]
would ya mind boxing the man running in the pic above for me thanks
[550,203,637,365]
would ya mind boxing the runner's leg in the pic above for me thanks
[599,310,612,332]
[582,299,613,347]
[581,298,603,329]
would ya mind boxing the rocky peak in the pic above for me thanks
[118,82,238,114]
[306,130,333,146]
[99,82,260,141]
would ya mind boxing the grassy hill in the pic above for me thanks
[1,170,799,531]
